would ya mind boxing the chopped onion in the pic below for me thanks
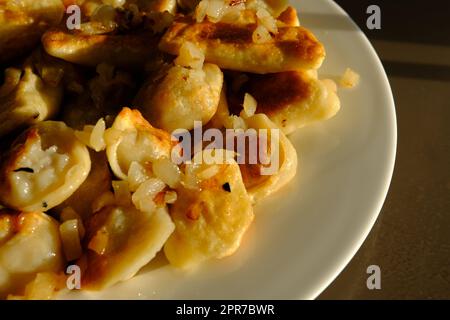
[152,158,181,188]
[340,68,360,88]
[164,191,178,204]
[241,93,258,118]
[90,119,106,152]
[60,219,83,261]
[60,207,85,238]
[92,191,116,213]
[75,118,106,152]
[228,115,248,130]
[175,42,205,70]
[88,228,109,255]
[252,24,272,44]
[256,8,278,34]
[195,0,208,22]
[127,161,152,192]
[132,178,166,212]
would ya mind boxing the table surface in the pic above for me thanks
[319,0,450,299]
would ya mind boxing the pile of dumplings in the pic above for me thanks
[0,0,341,299]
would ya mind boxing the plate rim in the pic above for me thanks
[307,0,398,300]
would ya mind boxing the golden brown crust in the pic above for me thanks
[226,70,340,134]
[0,0,64,64]
[159,17,325,73]
[248,72,313,116]
[42,29,160,69]
[227,71,312,116]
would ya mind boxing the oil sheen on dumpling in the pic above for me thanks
[164,150,254,269]
[106,108,174,180]
[0,121,91,212]
[135,63,223,132]
[0,0,65,64]
[239,114,298,203]
[0,210,63,298]
[0,60,63,137]
[80,205,174,290]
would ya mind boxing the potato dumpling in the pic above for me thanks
[0,211,63,298]
[228,71,341,135]
[42,29,160,70]
[0,0,65,64]
[0,121,91,212]
[55,151,112,220]
[164,150,254,269]
[80,205,174,290]
[0,60,63,137]
[106,108,174,180]
[159,17,325,74]
[239,114,298,202]
[135,63,223,132]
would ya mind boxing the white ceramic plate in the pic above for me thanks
[66,0,397,300]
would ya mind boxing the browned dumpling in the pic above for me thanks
[159,17,325,73]
[80,205,174,290]
[0,0,64,64]
[135,63,223,132]
[42,29,160,70]
[228,71,340,134]
[105,108,174,180]
[0,121,91,212]
[0,55,63,137]
[55,151,111,220]
[165,150,254,269]
[0,210,63,298]
[239,114,298,202]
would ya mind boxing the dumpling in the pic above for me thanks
[135,63,223,132]
[0,58,63,137]
[159,17,325,74]
[105,108,174,180]
[228,71,341,135]
[80,205,174,290]
[206,84,231,129]
[238,114,298,203]
[164,150,254,269]
[0,0,64,64]
[0,121,91,212]
[67,0,176,16]
[0,210,63,298]
[55,151,112,220]
[42,29,160,70]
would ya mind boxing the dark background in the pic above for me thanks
[319,0,450,299]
